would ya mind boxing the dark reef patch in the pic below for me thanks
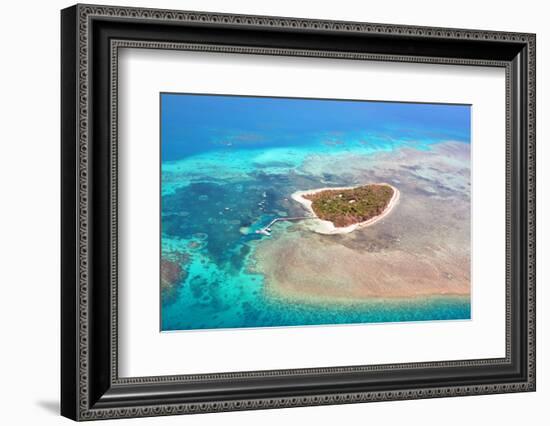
[161,251,189,305]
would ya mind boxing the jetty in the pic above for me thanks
[255,216,312,236]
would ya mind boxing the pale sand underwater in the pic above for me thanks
[251,141,470,303]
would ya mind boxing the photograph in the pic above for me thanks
[160,93,472,331]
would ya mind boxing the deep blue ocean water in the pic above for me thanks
[160,93,471,331]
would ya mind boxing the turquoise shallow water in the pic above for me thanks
[160,94,471,331]
[160,140,471,331]
[161,225,470,331]
[161,229,470,331]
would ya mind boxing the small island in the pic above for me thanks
[291,183,399,234]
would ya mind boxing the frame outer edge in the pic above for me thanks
[67,4,536,421]
[527,33,535,390]
[77,2,91,420]
[61,4,80,421]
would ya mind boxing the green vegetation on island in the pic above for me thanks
[304,184,395,228]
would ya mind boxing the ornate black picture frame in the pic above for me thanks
[61,4,536,421]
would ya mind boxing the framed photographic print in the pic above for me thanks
[61,4,536,421]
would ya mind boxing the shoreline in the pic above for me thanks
[291,183,400,235]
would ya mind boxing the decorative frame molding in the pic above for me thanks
[61,4,535,421]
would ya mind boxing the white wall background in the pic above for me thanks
[0,0,546,424]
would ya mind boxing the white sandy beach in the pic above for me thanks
[291,183,400,235]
